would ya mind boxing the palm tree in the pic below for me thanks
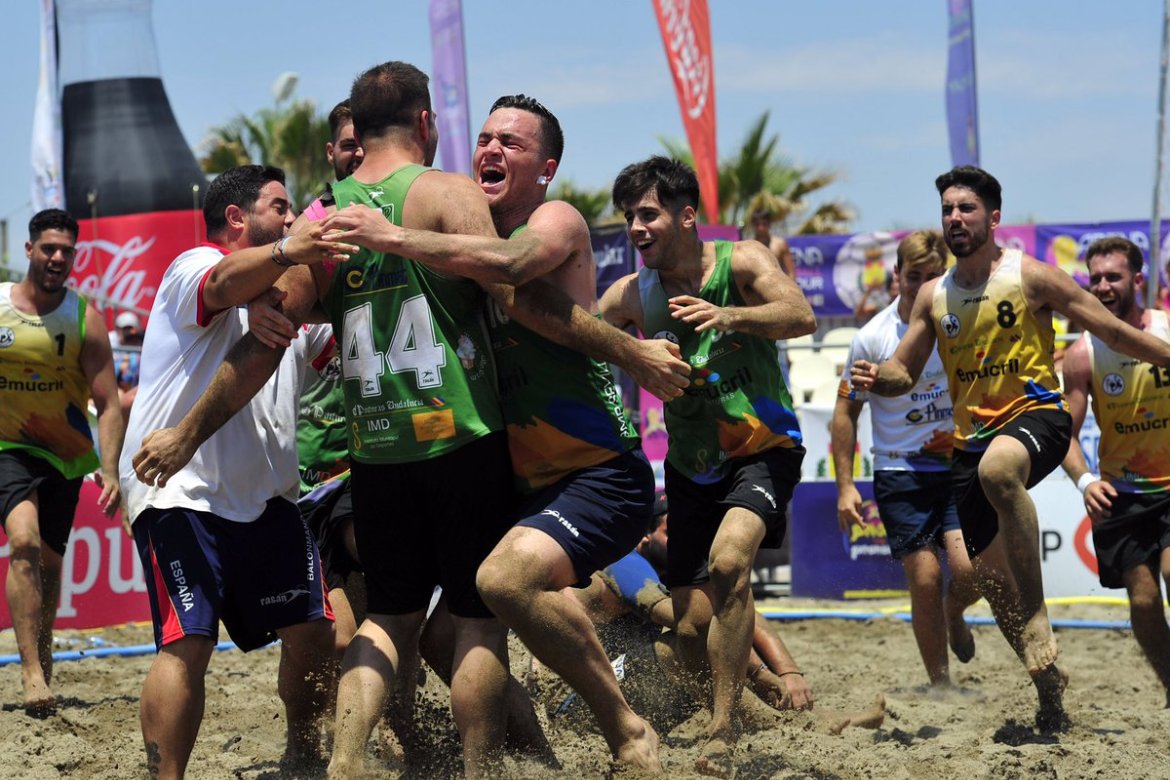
[659,111,854,234]
[199,95,332,210]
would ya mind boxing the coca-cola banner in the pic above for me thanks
[652,0,720,223]
[69,209,204,326]
[0,480,149,630]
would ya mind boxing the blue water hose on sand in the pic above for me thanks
[0,597,1135,667]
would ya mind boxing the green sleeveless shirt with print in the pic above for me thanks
[488,224,640,493]
[638,240,801,484]
[326,166,502,464]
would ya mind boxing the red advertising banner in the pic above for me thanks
[69,209,205,327]
[652,0,720,222]
[0,480,150,630]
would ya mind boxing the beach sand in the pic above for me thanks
[2,597,1168,779]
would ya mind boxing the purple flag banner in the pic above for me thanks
[429,0,472,176]
[946,0,979,167]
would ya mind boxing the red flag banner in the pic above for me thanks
[652,0,719,222]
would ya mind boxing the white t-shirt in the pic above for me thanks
[838,299,954,471]
[120,245,331,524]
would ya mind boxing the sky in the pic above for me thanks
[0,1,1166,264]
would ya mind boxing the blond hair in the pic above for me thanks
[896,230,947,273]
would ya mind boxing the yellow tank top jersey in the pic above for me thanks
[0,283,98,478]
[930,249,1064,451]
[1086,309,1170,493]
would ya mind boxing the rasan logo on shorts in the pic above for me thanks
[541,509,579,537]
[259,587,310,607]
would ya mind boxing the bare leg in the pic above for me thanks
[5,498,56,715]
[971,536,1068,731]
[1124,553,1170,706]
[695,507,767,778]
[448,615,509,779]
[328,611,425,780]
[901,546,950,685]
[977,436,1059,674]
[140,636,215,779]
[942,529,978,663]
[276,618,336,768]
[419,596,558,766]
[478,527,659,772]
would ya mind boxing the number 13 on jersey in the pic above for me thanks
[342,296,447,398]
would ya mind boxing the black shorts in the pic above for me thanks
[0,450,84,556]
[951,408,1071,557]
[350,432,516,619]
[664,446,804,588]
[298,476,359,592]
[1091,491,1170,589]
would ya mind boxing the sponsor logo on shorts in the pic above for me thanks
[1017,425,1042,454]
[260,587,310,607]
[169,560,195,613]
[653,330,680,345]
[751,484,776,509]
[541,509,579,537]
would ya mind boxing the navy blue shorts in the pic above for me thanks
[350,432,516,619]
[664,446,804,588]
[951,408,1071,557]
[0,450,84,557]
[873,469,960,559]
[1091,491,1170,589]
[516,449,655,587]
[299,475,359,592]
[133,498,334,651]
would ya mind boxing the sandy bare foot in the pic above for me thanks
[614,718,662,775]
[695,732,736,778]
[22,677,56,719]
[1022,619,1059,674]
[824,693,886,735]
[947,611,975,663]
[1033,665,1070,735]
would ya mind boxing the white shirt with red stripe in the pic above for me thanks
[120,244,331,525]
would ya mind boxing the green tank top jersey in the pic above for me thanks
[488,224,640,494]
[325,166,502,464]
[637,240,801,484]
[296,340,348,493]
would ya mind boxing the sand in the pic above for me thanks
[2,597,1168,779]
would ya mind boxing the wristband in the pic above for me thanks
[270,238,293,267]
[748,662,767,679]
[1076,472,1099,495]
[777,670,804,678]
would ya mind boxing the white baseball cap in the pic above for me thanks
[115,312,140,329]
